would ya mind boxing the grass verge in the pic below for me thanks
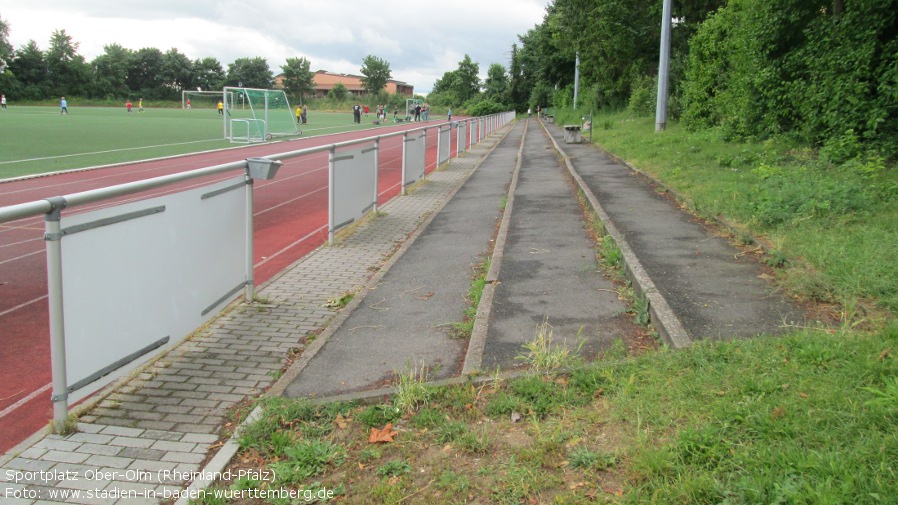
[199,323,898,504]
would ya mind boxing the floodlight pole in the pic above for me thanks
[573,52,580,111]
[656,0,673,132]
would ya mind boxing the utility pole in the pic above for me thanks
[655,0,672,132]
[573,52,580,111]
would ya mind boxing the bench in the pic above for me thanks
[563,124,582,144]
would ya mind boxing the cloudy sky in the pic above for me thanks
[2,1,548,93]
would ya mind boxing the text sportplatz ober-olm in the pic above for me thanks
[4,467,275,484]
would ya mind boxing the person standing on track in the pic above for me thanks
[60,96,68,114]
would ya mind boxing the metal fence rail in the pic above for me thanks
[0,111,516,431]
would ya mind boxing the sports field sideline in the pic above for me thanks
[0,106,390,180]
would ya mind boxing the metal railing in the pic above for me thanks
[0,111,516,431]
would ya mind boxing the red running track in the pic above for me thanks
[0,121,465,453]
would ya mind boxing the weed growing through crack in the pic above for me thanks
[517,317,584,375]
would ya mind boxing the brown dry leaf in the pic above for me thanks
[368,423,398,443]
[771,407,786,420]
[335,414,348,429]
[418,291,435,300]
[569,481,589,491]
[879,349,891,361]
[601,485,624,496]
[799,392,809,398]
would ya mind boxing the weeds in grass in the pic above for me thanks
[451,256,491,338]
[568,446,617,470]
[517,317,584,375]
[394,362,433,413]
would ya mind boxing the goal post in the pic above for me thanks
[223,87,299,143]
[181,90,236,110]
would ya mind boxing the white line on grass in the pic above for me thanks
[0,139,222,165]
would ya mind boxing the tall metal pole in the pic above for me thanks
[656,0,673,132]
[573,52,580,111]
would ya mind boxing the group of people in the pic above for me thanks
[352,103,389,124]
[295,104,308,124]
[125,98,145,114]
[411,102,433,122]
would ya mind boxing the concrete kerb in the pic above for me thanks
[537,120,692,349]
[462,120,528,375]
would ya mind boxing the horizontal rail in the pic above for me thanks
[0,114,504,225]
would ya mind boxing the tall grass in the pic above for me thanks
[554,110,898,314]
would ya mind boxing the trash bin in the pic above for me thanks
[546,115,555,124]
[563,125,582,144]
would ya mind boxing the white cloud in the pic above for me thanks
[2,1,547,92]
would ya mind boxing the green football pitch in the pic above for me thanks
[0,106,375,180]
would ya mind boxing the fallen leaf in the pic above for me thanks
[369,423,399,443]
[417,291,435,300]
[771,407,786,420]
[879,349,891,361]
[601,485,624,496]
[335,414,348,429]
[799,392,809,398]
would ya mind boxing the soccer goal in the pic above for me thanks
[223,87,299,143]
[405,98,424,120]
[181,90,237,110]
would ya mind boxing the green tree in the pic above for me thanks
[0,15,16,94]
[9,40,47,99]
[45,29,90,97]
[226,57,273,88]
[327,82,349,101]
[452,54,480,103]
[0,15,12,71]
[192,57,224,91]
[90,43,132,99]
[359,55,391,95]
[484,63,509,104]
[127,47,164,98]
[160,48,194,97]
[281,57,315,103]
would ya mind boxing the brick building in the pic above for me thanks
[275,70,414,98]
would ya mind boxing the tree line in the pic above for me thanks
[505,0,897,157]
[0,20,397,106]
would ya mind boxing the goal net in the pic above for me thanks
[181,90,236,110]
[223,87,299,142]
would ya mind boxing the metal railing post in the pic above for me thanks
[373,138,380,213]
[45,197,69,432]
[401,132,408,196]
[328,146,336,244]
[244,172,254,302]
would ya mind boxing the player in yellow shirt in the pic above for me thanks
[217,100,224,116]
